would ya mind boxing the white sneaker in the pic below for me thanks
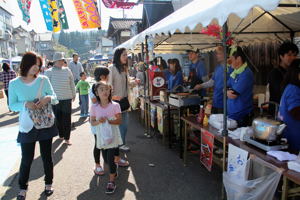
[119,145,130,151]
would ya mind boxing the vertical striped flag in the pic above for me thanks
[39,0,53,31]
[17,0,32,24]
[73,0,101,29]
[48,0,61,32]
[57,0,69,30]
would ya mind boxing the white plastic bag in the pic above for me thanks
[209,114,238,130]
[95,121,113,149]
[19,104,34,133]
[223,155,283,200]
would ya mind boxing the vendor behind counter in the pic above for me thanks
[167,58,183,91]
[227,46,254,127]
[279,60,300,153]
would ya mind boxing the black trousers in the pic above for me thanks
[4,89,9,108]
[94,135,102,164]
[102,148,118,174]
[94,135,120,164]
[52,99,72,140]
[19,139,53,190]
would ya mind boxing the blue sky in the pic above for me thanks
[8,0,143,33]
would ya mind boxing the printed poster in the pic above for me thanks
[200,130,214,171]
[150,104,156,128]
[227,144,249,180]
[157,106,163,134]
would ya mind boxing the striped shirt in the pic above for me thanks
[45,66,76,100]
[0,70,17,90]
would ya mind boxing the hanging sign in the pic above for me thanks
[73,0,101,29]
[48,0,61,32]
[200,129,214,171]
[102,0,135,9]
[39,0,53,31]
[17,0,32,24]
[57,0,69,29]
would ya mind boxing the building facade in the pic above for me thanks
[12,26,36,55]
[107,17,142,48]
[35,33,55,61]
[0,4,15,59]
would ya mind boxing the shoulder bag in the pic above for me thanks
[27,78,55,129]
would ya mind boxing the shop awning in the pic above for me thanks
[116,0,300,53]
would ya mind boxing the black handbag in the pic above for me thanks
[116,97,130,112]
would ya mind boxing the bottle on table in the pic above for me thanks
[203,114,209,126]
[197,105,205,124]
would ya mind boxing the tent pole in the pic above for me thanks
[221,21,228,200]
[222,22,228,137]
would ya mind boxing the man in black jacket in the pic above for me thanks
[267,42,298,115]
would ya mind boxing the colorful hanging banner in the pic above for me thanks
[73,0,101,29]
[48,0,61,32]
[57,0,69,30]
[39,0,53,31]
[102,0,135,9]
[17,0,32,24]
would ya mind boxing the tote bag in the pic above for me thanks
[27,78,55,129]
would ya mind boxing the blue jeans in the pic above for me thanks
[119,112,128,145]
[79,95,89,115]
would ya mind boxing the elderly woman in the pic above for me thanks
[227,46,254,127]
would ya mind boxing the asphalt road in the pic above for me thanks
[0,96,222,200]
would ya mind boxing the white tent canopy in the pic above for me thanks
[116,0,300,53]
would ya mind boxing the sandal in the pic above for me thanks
[115,158,129,167]
[94,166,104,176]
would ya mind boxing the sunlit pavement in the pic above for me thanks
[0,126,20,186]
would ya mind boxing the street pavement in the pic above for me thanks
[0,95,222,200]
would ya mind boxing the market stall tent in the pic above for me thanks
[116,0,300,53]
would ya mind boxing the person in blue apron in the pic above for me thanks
[194,46,233,114]
[168,58,183,91]
[227,46,254,127]
[279,60,300,153]
[187,48,208,96]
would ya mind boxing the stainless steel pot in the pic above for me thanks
[252,118,286,141]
